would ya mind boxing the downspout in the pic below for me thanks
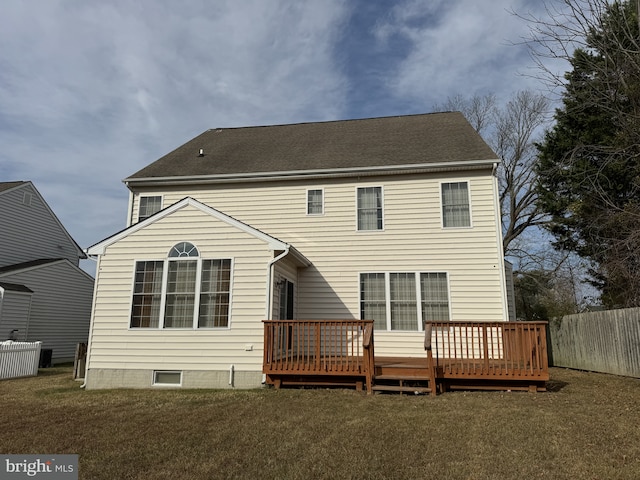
[80,253,100,389]
[492,162,510,322]
[265,246,290,320]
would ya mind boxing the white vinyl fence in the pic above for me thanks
[0,341,42,380]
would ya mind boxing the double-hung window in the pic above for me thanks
[307,189,324,215]
[138,196,163,222]
[357,186,383,231]
[130,242,232,329]
[131,261,164,328]
[441,182,471,228]
[360,272,450,331]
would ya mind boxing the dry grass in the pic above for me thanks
[0,367,639,479]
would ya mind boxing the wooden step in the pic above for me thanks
[372,384,433,394]
[374,374,432,381]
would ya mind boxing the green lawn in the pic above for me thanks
[1,367,638,479]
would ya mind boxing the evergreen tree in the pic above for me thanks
[535,0,640,307]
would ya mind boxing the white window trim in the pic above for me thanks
[306,188,325,216]
[355,185,385,232]
[439,180,473,229]
[128,248,234,331]
[138,194,164,222]
[152,370,182,387]
[359,271,451,332]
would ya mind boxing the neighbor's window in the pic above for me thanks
[357,186,383,231]
[307,189,324,215]
[441,182,471,228]
[360,272,450,331]
[130,242,232,329]
[138,196,163,222]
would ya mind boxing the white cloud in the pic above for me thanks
[373,0,549,108]
[0,0,562,278]
[0,0,349,261]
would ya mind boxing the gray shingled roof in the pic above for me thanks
[125,112,498,182]
[0,181,27,193]
[0,259,64,275]
[0,281,33,293]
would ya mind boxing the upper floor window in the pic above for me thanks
[357,186,383,231]
[441,182,471,228]
[130,242,232,329]
[138,196,163,222]
[307,189,324,215]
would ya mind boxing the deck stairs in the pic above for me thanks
[372,355,437,395]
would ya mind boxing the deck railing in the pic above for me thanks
[426,321,549,381]
[263,319,375,391]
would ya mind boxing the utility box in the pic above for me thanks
[39,348,53,368]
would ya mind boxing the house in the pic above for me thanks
[85,112,511,390]
[0,181,95,363]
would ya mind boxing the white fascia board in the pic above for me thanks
[123,159,499,187]
[87,197,293,257]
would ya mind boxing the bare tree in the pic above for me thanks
[435,93,497,135]
[434,91,549,257]
[494,91,549,255]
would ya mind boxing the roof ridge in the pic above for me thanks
[206,111,460,132]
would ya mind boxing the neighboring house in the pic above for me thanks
[86,112,510,389]
[0,181,94,363]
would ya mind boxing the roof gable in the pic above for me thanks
[0,181,86,260]
[125,112,498,184]
[87,197,310,265]
[0,181,28,194]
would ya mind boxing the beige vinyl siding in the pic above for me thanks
[0,183,82,268]
[88,204,273,374]
[1,261,94,361]
[129,169,506,358]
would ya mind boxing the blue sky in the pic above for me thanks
[0,0,561,274]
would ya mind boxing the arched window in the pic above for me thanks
[168,242,199,258]
[165,243,200,328]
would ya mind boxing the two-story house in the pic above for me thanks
[85,112,510,389]
[0,181,95,363]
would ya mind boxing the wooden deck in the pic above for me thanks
[263,320,549,395]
